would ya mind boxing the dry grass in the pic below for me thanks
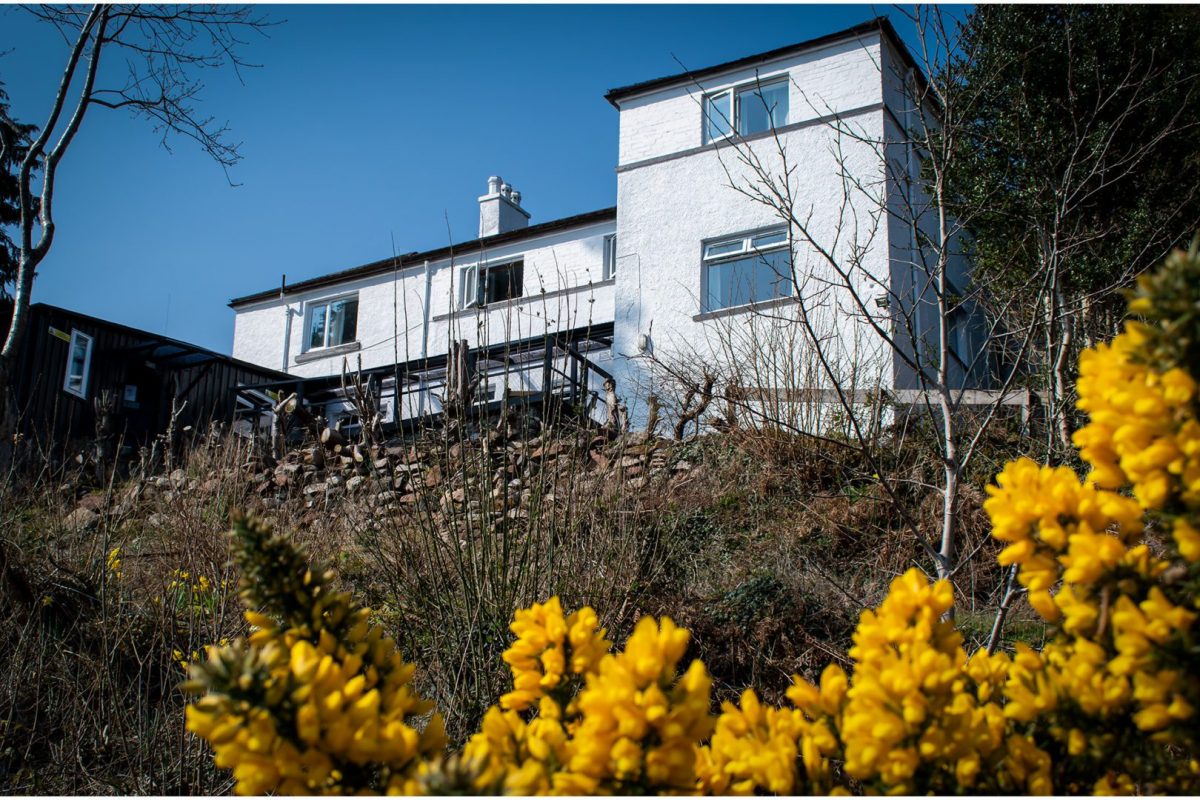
[0,415,1037,792]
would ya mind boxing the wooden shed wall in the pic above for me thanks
[11,305,281,451]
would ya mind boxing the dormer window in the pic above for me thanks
[703,77,790,143]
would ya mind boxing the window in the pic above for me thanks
[702,227,792,312]
[949,298,991,387]
[464,260,524,308]
[484,260,523,304]
[306,294,358,350]
[703,78,789,143]
[737,80,788,136]
[602,234,617,280]
[704,91,732,142]
[63,330,93,399]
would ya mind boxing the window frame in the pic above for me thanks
[702,74,790,144]
[462,258,525,309]
[304,292,360,352]
[700,225,793,313]
[63,329,94,400]
[602,233,618,280]
[703,90,733,144]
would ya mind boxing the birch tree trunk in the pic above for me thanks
[0,4,267,476]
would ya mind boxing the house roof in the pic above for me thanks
[31,302,290,379]
[604,16,923,107]
[229,206,617,308]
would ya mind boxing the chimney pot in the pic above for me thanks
[487,176,502,194]
[511,190,521,206]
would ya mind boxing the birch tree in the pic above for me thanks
[670,8,1043,601]
[0,4,272,471]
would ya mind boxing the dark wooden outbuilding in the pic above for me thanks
[9,303,288,451]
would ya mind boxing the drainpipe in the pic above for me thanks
[279,274,292,373]
[418,259,432,416]
[905,68,920,387]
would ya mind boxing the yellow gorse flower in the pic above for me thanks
[838,570,990,792]
[979,242,1200,792]
[984,458,1141,619]
[564,615,713,793]
[106,546,122,579]
[1075,331,1200,509]
[499,596,610,713]
[183,514,444,795]
[461,697,569,795]
[695,688,806,795]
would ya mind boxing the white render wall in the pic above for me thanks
[231,219,615,380]
[880,36,991,391]
[610,31,900,425]
[616,36,888,168]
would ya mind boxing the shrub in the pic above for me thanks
[186,244,1200,793]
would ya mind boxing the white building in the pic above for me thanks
[229,18,990,431]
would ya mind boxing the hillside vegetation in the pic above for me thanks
[0,385,1026,793]
[183,243,1200,794]
[7,243,1200,795]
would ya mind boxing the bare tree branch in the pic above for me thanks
[0,4,275,472]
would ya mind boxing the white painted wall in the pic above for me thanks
[616,36,887,168]
[610,31,899,426]
[879,37,991,391]
[231,219,616,380]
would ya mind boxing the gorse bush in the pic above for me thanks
[182,513,445,794]
[185,244,1200,794]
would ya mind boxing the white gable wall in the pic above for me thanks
[616,36,888,166]
[610,32,899,425]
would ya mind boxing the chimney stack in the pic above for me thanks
[478,175,530,237]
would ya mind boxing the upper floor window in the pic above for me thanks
[703,78,790,143]
[63,329,93,399]
[702,227,792,312]
[704,91,732,142]
[603,233,617,280]
[306,293,358,350]
[464,259,524,308]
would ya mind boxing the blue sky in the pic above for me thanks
[0,4,956,353]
